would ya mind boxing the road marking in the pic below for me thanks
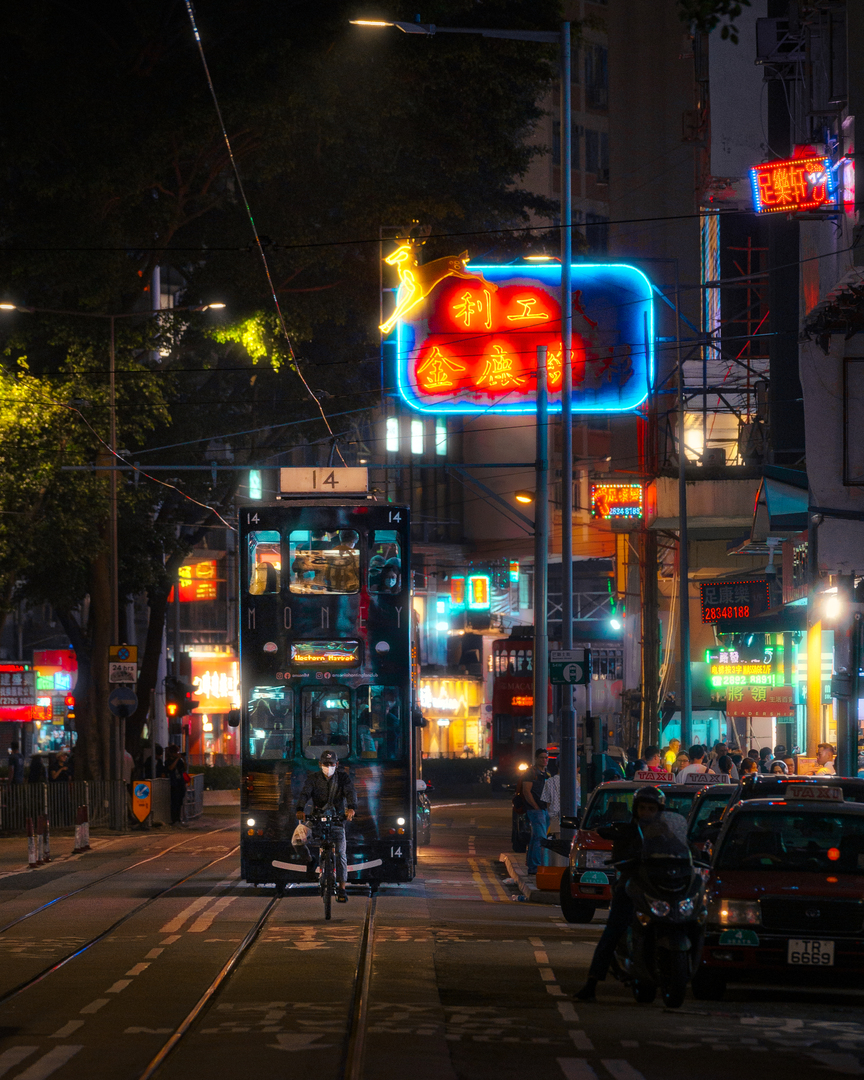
[546,985,566,996]
[570,1030,594,1050]
[125,963,150,976]
[14,1047,82,1080]
[557,1003,579,1023]
[467,860,495,903]
[530,937,544,946]
[160,935,181,945]
[125,1028,173,1035]
[144,949,164,960]
[80,1000,109,1014]
[602,1061,647,1080]
[189,896,238,932]
[50,1022,84,1039]
[106,980,132,994]
[534,951,550,964]
[159,895,215,933]
[0,1048,37,1077]
[558,1059,599,1080]
[539,968,556,981]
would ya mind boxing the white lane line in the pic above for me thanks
[49,1022,84,1039]
[602,1061,647,1080]
[0,1048,37,1077]
[539,967,556,981]
[14,1046,82,1080]
[529,937,544,946]
[159,895,215,933]
[534,950,550,964]
[546,985,566,996]
[106,980,132,994]
[80,999,109,1014]
[159,935,181,945]
[558,1059,599,1080]
[144,948,164,960]
[125,963,150,976]
[570,1030,594,1051]
[188,895,238,932]
[558,1002,579,1023]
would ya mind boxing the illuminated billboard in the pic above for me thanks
[590,483,644,522]
[749,154,837,214]
[699,579,771,623]
[389,259,654,415]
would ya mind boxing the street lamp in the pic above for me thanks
[352,14,578,819]
[514,490,535,504]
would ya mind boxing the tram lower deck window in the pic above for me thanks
[289,530,359,594]
[357,686,402,760]
[247,686,294,759]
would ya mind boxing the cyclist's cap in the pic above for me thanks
[319,750,338,764]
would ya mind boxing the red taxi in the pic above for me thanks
[559,777,705,923]
[694,783,864,999]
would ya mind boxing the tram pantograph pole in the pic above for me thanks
[533,346,549,758]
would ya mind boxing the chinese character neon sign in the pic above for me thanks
[389,260,654,415]
[467,574,491,610]
[590,483,644,522]
[699,579,771,623]
[749,154,837,214]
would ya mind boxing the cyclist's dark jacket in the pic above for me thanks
[295,768,357,815]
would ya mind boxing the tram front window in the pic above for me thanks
[289,530,359,594]
[302,687,350,759]
[357,686,402,760]
[247,687,294,759]
[248,531,281,595]
[368,530,401,594]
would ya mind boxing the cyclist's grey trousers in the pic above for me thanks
[293,823,347,884]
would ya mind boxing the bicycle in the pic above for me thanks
[308,810,345,920]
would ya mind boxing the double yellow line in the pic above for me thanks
[468,858,510,902]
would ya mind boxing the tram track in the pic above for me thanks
[137,893,380,1080]
[0,841,240,1008]
[0,824,236,935]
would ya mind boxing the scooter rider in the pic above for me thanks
[574,786,666,1002]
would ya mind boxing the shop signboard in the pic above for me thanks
[590,482,644,526]
[190,654,240,714]
[750,152,837,214]
[724,685,795,717]
[0,665,35,719]
[387,255,654,416]
[700,579,771,623]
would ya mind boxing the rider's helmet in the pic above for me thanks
[632,786,666,813]
[319,750,338,765]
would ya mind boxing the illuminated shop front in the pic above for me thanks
[418,677,486,758]
[189,651,241,764]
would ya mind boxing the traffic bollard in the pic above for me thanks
[73,805,84,854]
[42,815,51,863]
[79,803,91,851]
[35,815,45,865]
[27,818,38,869]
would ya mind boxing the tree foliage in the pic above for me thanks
[677,0,751,43]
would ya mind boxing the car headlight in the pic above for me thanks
[678,897,695,916]
[648,899,671,917]
[710,898,760,925]
[397,817,406,825]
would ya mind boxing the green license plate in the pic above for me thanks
[719,928,759,946]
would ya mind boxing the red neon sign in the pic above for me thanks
[749,154,837,214]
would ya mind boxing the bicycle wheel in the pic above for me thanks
[322,849,333,921]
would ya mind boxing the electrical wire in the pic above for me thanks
[183,0,345,464]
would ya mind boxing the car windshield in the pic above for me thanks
[688,792,732,834]
[715,810,864,873]
[583,789,696,829]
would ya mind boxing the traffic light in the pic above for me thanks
[64,693,76,724]
[164,675,199,718]
[180,681,200,717]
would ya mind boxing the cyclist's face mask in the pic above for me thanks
[321,764,337,777]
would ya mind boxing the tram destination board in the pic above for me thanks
[699,579,771,624]
[279,467,368,494]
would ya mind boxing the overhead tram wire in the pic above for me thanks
[182,0,345,464]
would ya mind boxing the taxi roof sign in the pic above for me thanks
[634,770,675,783]
[786,785,844,802]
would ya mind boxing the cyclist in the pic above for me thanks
[574,786,666,1002]
[294,749,357,903]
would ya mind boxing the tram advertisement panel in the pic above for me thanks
[239,501,413,890]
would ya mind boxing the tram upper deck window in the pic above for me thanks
[357,686,403,760]
[369,530,401,593]
[289,530,359,595]
[247,686,294,759]
[496,649,532,675]
[248,531,281,595]
[301,687,351,759]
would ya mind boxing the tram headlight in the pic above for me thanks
[397,817,406,825]
[247,818,256,827]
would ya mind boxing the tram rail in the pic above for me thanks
[0,824,235,936]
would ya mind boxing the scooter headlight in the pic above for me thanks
[648,899,671,917]
[678,897,695,916]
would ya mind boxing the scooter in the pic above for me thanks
[610,836,707,1008]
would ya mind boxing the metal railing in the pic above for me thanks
[184,773,204,820]
[0,781,128,835]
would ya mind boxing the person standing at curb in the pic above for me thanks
[7,742,24,784]
[523,748,550,879]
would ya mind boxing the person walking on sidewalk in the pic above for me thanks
[164,744,188,826]
[524,748,550,878]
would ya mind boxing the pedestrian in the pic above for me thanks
[663,738,681,770]
[672,751,690,775]
[142,744,166,778]
[815,742,836,775]
[716,754,738,782]
[7,741,24,784]
[545,758,561,834]
[675,745,711,784]
[759,746,774,773]
[523,748,550,878]
[28,754,45,784]
[164,744,188,825]
[49,750,72,782]
[642,745,663,773]
[728,744,743,772]
[624,747,639,780]
[770,759,788,774]
[740,758,758,778]
[747,748,760,763]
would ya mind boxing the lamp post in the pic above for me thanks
[352,15,577,820]
[0,299,225,784]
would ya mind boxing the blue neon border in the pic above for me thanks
[392,261,655,415]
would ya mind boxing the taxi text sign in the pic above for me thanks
[634,769,676,783]
[393,262,654,415]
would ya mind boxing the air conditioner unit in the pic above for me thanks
[702,448,726,467]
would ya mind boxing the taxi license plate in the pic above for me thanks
[787,939,834,966]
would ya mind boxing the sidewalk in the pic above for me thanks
[498,851,558,904]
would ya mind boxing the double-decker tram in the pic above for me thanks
[490,634,535,787]
[239,494,414,894]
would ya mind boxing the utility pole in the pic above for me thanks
[533,346,549,757]
[675,265,693,749]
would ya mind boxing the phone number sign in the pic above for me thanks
[391,262,654,415]
[700,579,771,624]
